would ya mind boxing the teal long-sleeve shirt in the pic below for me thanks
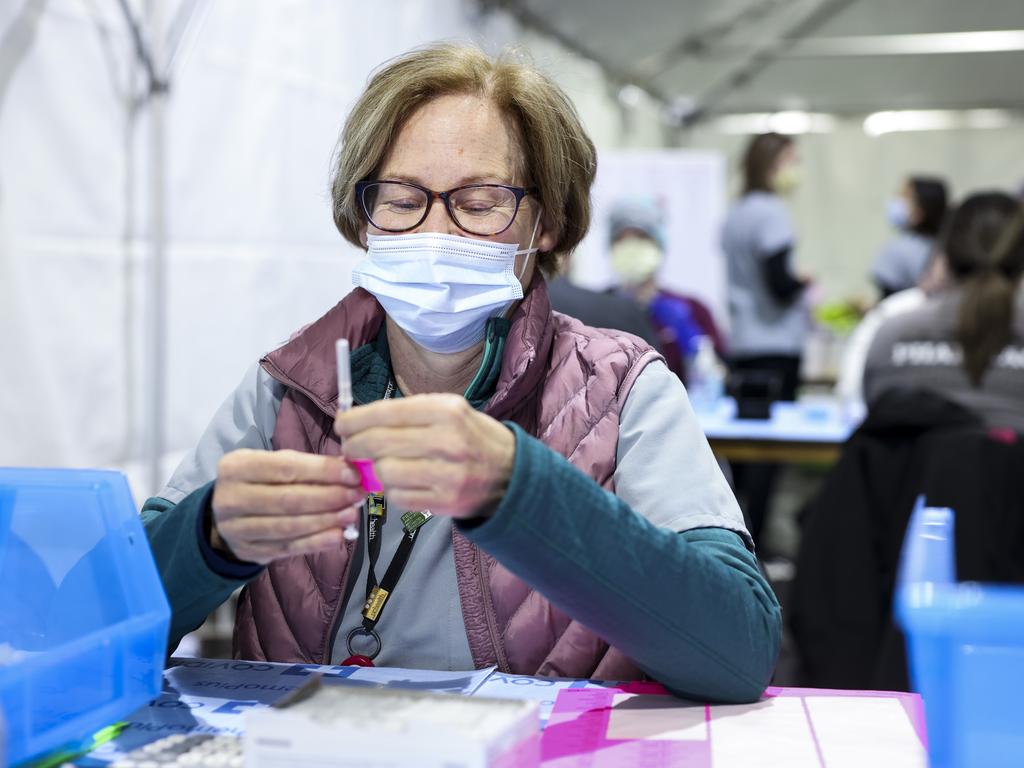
[143,421,781,704]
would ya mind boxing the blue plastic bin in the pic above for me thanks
[0,468,170,766]
[896,497,1024,768]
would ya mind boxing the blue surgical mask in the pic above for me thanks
[351,219,539,354]
[887,197,911,230]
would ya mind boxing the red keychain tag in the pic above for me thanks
[340,654,375,667]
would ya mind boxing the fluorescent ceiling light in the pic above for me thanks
[863,109,1017,136]
[766,30,1024,58]
[712,111,837,135]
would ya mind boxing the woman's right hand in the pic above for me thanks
[210,449,364,565]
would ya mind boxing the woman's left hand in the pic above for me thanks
[333,394,516,518]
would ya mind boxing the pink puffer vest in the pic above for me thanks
[233,277,661,679]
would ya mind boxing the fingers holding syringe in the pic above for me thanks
[218,448,362,488]
[225,524,356,565]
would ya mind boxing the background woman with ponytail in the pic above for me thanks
[863,191,1024,432]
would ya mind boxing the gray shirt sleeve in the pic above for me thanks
[615,360,750,546]
[754,196,795,257]
[161,362,285,504]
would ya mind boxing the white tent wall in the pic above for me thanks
[0,0,134,472]
[0,0,673,500]
[683,120,1024,303]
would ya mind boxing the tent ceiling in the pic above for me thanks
[501,0,1024,116]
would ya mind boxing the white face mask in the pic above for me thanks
[351,219,539,354]
[611,238,662,286]
[772,163,800,195]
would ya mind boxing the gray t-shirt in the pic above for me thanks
[160,359,747,670]
[870,231,934,294]
[721,191,809,356]
[863,287,1024,432]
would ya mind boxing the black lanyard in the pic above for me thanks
[343,380,433,664]
[343,495,432,664]
[360,495,433,632]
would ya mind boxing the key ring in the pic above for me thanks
[346,626,382,661]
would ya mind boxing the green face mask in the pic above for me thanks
[610,237,662,285]
[772,164,800,195]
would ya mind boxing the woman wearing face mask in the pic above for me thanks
[870,176,948,299]
[142,44,780,703]
[720,133,812,545]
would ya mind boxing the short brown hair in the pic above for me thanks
[330,43,597,275]
[741,133,793,194]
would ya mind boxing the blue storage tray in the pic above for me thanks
[896,497,1024,768]
[0,468,170,766]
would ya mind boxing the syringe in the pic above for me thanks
[335,339,360,542]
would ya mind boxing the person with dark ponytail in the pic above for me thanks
[870,176,948,298]
[863,191,1024,431]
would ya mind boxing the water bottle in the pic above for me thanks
[687,336,725,413]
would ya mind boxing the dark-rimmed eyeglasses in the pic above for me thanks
[356,180,538,237]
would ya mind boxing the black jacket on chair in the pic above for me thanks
[791,389,1024,691]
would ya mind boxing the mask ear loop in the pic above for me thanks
[516,210,543,281]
